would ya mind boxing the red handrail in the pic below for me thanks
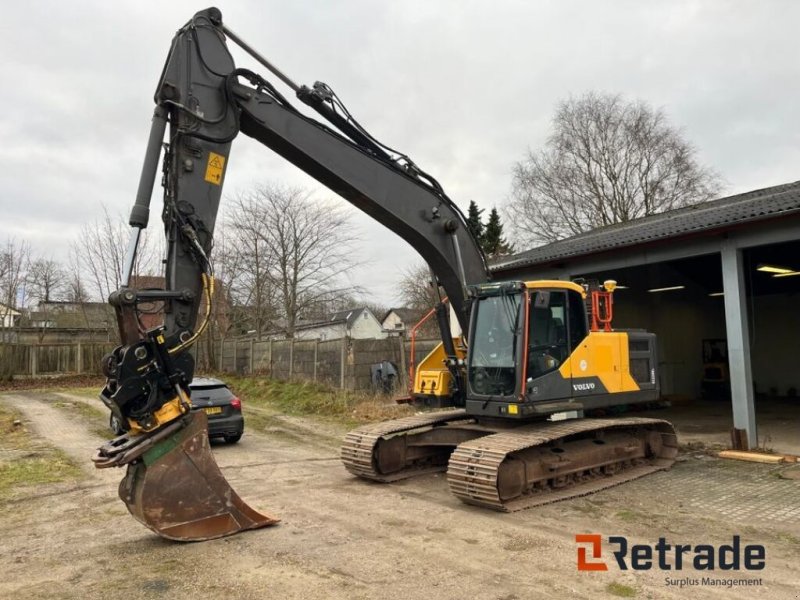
[590,290,613,332]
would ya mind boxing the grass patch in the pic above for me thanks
[91,425,115,439]
[615,509,648,522]
[606,582,636,598]
[218,374,414,424]
[53,399,106,421]
[0,374,104,393]
[775,531,800,546]
[0,404,82,500]
[52,386,101,399]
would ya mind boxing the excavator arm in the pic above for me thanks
[94,7,488,541]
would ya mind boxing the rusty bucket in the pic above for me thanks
[116,411,279,541]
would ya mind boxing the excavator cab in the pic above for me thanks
[467,283,524,397]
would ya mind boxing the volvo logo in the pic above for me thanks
[573,382,596,392]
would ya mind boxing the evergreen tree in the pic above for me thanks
[482,208,514,257]
[466,200,485,244]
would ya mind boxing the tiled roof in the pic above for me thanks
[492,181,800,272]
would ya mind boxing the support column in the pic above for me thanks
[313,340,318,382]
[340,337,347,389]
[720,243,757,449]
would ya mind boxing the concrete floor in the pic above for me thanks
[633,396,800,455]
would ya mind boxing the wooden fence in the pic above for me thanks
[0,337,442,392]
[211,336,441,391]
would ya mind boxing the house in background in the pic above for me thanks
[381,307,442,338]
[23,300,116,343]
[286,307,387,341]
[381,307,425,335]
[0,303,21,328]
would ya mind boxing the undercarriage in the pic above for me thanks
[342,411,678,510]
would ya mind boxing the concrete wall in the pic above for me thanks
[613,289,799,398]
[0,342,115,377]
[612,290,726,398]
[750,293,800,396]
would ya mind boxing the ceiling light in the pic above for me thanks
[708,292,724,297]
[647,286,685,293]
[773,271,800,278]
[757,263,794,274]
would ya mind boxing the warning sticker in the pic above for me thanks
[204,152,226,185]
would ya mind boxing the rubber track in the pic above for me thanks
[341,409,471,482]
[447,417,678,511]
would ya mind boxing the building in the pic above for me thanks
[381,307,425,334]
[0,303,21,328]
[492,181,800,451]
[283,307,387,341]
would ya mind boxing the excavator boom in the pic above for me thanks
[96,7,487,541]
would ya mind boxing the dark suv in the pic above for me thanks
[109,377,244,443]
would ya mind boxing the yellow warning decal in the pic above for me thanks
[508,404,518,415]
[204,152,226,185]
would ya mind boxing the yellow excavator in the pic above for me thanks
[94,8,677,541]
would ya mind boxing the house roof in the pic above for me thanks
[0,303,21,316]
[295,307,373,331]
[382,307,426,326]
[28,302,114,329]
[492,181,800,272]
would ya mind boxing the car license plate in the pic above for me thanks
[204,406,222,415]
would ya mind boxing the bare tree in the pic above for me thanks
[229,182,362,338]
[28,258,67,304]
[397,261,441,311]
[71,205,160,303]
[0,238,31,344]
[507,92,722,245]
[223,195,279,339]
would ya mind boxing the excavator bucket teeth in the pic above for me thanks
[118,411,279,541]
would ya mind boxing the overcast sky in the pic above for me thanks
[2,1,798,307]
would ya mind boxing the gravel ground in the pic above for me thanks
[1,390,799,600]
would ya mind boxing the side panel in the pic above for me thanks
[412,340,466,408]
[560,332,637,395]
[465,330,660,419]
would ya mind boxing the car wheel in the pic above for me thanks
[109,414,125,436]
[224,433,242,444]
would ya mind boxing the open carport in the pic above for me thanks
[493,181,800,452]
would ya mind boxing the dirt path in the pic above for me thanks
[1,391,799,600]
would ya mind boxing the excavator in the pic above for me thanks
[94,7,678,541]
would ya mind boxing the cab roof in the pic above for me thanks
[523,280,586,296]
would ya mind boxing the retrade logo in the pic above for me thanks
[576,534,608,571]
[575,534,766,572]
